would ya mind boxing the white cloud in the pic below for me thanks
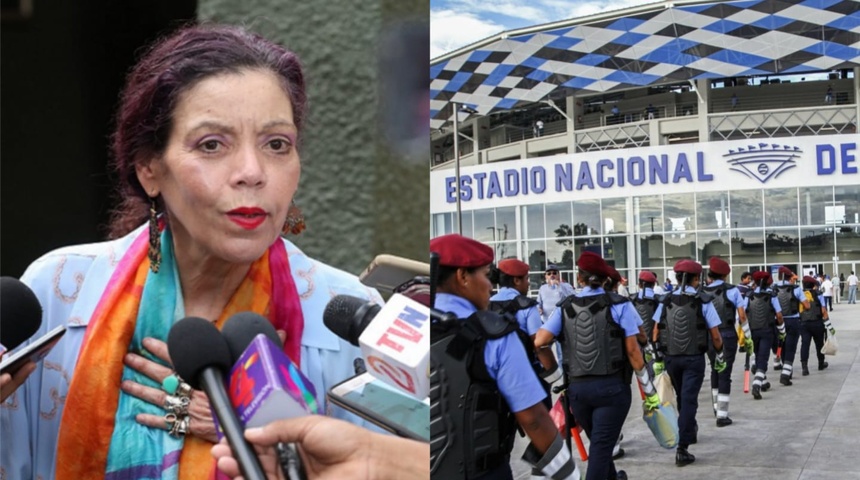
[431,9,505,59]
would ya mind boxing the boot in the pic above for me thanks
[676,447,696,466]
[802,364,809,376]
[752,384,762,400]
[761,381,771,391]
[716,417,733,427]
[780,374,793,386]
[819,361,829,371]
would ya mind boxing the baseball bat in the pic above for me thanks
[743,351,751,393]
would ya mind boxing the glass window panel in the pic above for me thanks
[636,234,665,269]
[545,202,572,239]
[528,273,543,295]
[732,229,764,265]
[663,193,695,233]
[573,200,601,236]
[462,211,474,238]
[799,187,832,226]
[635,196,663,234]
[432,213,451,237]
[524,204,545,240]
[730,190,763,229]
[473,209,494,242]
[524,240,547,271]
[765,228,799,265]
[764,188,798,227]
[835,184,860,226]
[495,207,517,242]
[604,236,627,270]
[546,237,574,270]
[698,231,730,263]
[602,198,627,234]
[665,232,696,266]
[800,228,834,260]
[574,237,603,263]
[835,227,860,261]
[493,241,516,261]
[696,191,730,230]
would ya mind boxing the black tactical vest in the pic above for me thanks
[775,284,799,317]
[703,283,737,331]
[800,291,823,323]
[657,292,710,356]
[631,294,658,342]
[560,294,629,380]
[429,311,526,479]
[488,294,538,319]
[747,290,776,330]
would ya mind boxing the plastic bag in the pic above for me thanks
[821,334,838,356]
[642,402,679,449]
[654,371,677,411]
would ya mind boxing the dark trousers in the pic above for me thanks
[771,325,781,357]
[800,321,826,366]
[823,296,833,310]
[708,331,738,394]
[752,328,773,374]
[568,376,631,480]
[665,354,705,448]
[782,317,801,365]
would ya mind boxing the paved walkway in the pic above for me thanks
[512,301,860,479]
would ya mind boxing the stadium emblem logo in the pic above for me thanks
[723,144,801,184]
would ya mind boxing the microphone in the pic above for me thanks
[323,293,429,399]
[0,277,43,356]
[167,317,266,480]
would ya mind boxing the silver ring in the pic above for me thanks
[164,394,190,416]
[168,415,189,437]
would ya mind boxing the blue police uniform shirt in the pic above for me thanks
[751,287,782,314]
[541,286,640,338]
[774,280,806,318]
[435,292,546,412]
[709,279,746,311]
[652,285,722,329]
[490,287,542,336]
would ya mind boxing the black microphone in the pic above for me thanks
[167,317,266,480]
[323,295,379,347]
[0,277,43,355]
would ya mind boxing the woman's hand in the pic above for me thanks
[0,360,37,403]
[121,337,218,443]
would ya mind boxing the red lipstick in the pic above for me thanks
[227,207,266,230]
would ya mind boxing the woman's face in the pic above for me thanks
[137,69,300,265]
[462,265,493,311]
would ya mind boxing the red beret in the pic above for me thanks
[430,234,493,268]
[577,251,609,277]
[708,257,731,276]
[498,258,529,277]
[674,259,702,275]
[638,271,657,283]
[607,266,621,282]
[778,266,794,276]
[802,275,817,285]
[753,271,771,284]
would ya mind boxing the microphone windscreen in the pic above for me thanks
[167,317,231,389]
[221,312,281,363]
[323,295,380,346]
[1,277,43,351]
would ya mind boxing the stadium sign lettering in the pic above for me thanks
[445,151,713,203]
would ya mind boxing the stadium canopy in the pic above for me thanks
[430,0,860,129]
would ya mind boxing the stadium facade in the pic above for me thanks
[430,0,860,289]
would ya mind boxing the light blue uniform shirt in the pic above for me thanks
[490,287,542,336]
[708,279,746,312]
[434,293,546,413]
[773,280,805,318]
[652,285,722,329]
[541,287,640,338]
[537,282,576,321]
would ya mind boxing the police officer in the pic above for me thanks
[702,257,752,427]
[430,235,579,480]
[746,271,785,399]
[651,259,727,467]
[632,270,660,348]
[490,258,561,411]
[799,276,836,375]
[535,252,655,480]
[773,267,810,385]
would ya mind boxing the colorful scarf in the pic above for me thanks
[56,227,304,479]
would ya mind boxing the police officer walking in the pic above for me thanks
[651,259,727,466]
[702,257,752,427]
[535,252,656,480]
[632,271,660,350]
[430,235,579,480]
[773,267,810,385]
[798,276,836,375]
[746,271,785,399]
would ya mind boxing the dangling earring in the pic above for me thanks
[283,199,306,236]
[148,196,162,273]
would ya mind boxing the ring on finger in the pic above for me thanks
[169,415,189,437]
[162,373,193,399]
[163,394,190,416]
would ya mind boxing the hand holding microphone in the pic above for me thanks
[1,277,45,401]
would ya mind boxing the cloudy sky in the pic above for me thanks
[431,0,664,59]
